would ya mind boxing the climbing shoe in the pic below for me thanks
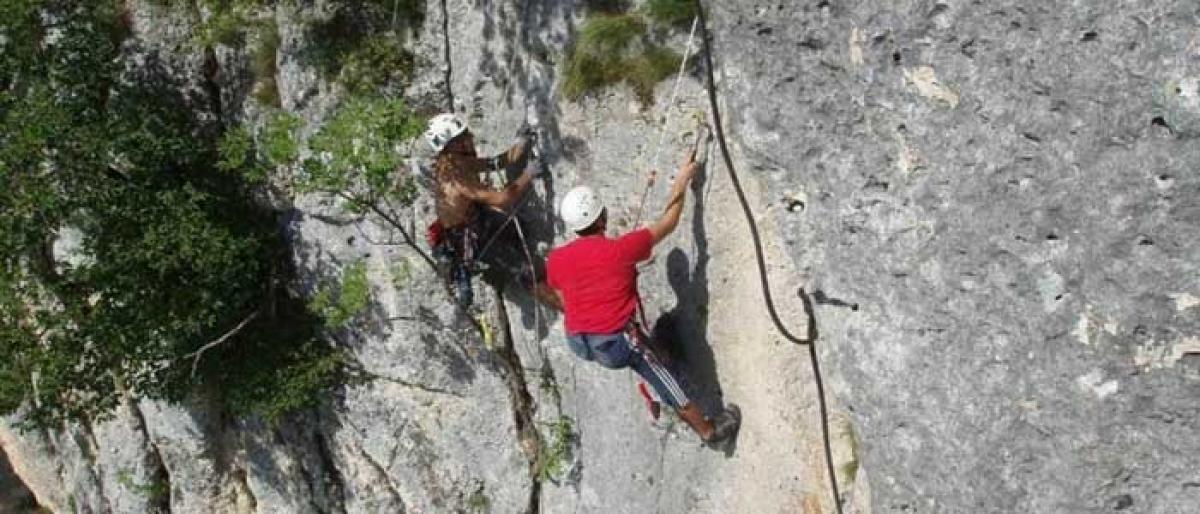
[705,404,741,447]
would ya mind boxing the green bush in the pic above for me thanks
[561,14,681,103]
[575,14,646,55]
[192,1,273,47]
[262,111,303,165]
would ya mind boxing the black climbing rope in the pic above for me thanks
[692,2,844,512]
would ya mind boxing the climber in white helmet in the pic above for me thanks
[545,152,740,447]
[422,113,559,309]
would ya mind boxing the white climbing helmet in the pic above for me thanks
[424,113,468,153]
[560,186,605,233]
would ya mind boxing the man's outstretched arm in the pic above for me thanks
[647,156,700,245]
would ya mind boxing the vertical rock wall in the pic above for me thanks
[7,0,1197,513]
[710,1,1200,512]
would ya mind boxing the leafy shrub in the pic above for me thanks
[262,111,303,165]
[217,126,260,177]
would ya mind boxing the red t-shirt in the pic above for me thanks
[547,229,654,334]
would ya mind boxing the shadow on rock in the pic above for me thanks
[657,250,726,420]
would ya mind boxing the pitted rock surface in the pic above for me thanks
[710,1,1200,512]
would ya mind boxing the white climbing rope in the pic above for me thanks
[649,17,701,180]
[632,16,701,229]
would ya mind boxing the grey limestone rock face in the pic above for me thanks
[5,0,1198,513]
[709,1,1200,512]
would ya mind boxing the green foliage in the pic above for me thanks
[536,416,576,481]
[576,14,646,55]
[262,111,303,165]
[296,97,424,209]
[301,2,422,92]
[310,261,372,328]
[217,126,261,179]
[583,0,630,13]
[643,0,697,27]
[465,485,490,513]
[117,470,169,501]
[339,35,416,94]
[195,7,248,47]
[191,1,274,47]
[561,14,682,103]
[215,336,346,423]
[0,1,341,428]
[187,1,280,104]
[627,45,684,99]
[840,420,860,483]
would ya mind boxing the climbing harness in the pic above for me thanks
[690,1,843,512]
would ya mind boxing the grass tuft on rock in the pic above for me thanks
[250,21,281,106]
[582,0,630,13]
[644,0,697,27]
[536,416,576,481]
[561,14,681,104]
[338,34,416,94]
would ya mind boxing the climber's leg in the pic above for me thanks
[626,341,690,411]
[565,334,594,362]
[626,326,740,444]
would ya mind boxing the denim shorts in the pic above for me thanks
[566,327,690,409]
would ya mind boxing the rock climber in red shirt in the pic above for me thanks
[546,153,740,446]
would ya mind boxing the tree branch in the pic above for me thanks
[330,193,487,342]
[353,221,406,246]
[183,311,259,379]
[336,191,436,270]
